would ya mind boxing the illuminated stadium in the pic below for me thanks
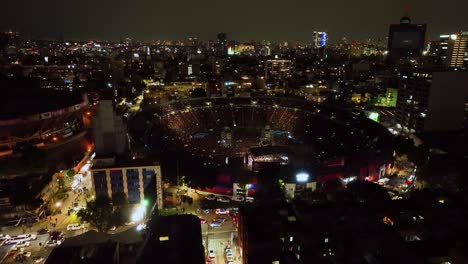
[140,96,394,183]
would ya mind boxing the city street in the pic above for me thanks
[169,187,242,264]
[0,164,92,263]
[201,211,239,264]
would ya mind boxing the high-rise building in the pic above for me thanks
[396,71,468,133]
[92,100,127,155]
[312,31,328,49]
[216,32,227,56]
[388,16,426,59]
[444,32,468,70]
[435,34,451,63]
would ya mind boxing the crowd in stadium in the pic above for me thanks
[146,97,393,167]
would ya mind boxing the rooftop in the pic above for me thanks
[137,215,205,264]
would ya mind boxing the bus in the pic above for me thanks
[5,234,37,245]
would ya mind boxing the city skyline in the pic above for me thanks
[2,0,468,42]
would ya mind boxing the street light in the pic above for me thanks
[55,202,62,208]
[131,201,148,223]
[131,206,145,222]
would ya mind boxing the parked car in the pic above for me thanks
[18,251,32,258]
[246,197,255,203]
[205,194,216,201]
[226,253,234,262]
[215,208,230,215]
[209,221,222,228]
[45,240,60,247]
[231,195,245,202]
[214,217,226,223]
[0,234,11,240]
[12,241,31,249]
[67,223,83,231]
[217,196,231,203]
[49,231,63,238]
[208,249,215,259]
[33,256,44,263]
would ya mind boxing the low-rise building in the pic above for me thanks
[90,156,161,205]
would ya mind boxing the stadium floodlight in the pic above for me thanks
[296,172,310,183]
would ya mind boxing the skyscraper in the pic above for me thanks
[396,70,468,133]
[312,31,328,49]
[446,32,468,70]
[216,32,227,56]
[388,15,426,59]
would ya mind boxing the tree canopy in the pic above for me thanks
[78,195,114,232]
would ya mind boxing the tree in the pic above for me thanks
[66,169,76,179]
[112,192,128,207]
[77,195,113,232]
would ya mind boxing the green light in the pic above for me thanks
[368,112,379,122]
[142,199,149,207]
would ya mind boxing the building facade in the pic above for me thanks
[446,32,468,70]
[388,16,426,59]
[396,71,468,133]
[312,31,328,49]
[91,157,161,205]
[265,59,294,87]
[92,100,127,155]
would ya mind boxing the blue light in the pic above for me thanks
[319,32,327,48]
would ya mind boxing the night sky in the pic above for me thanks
[2,0,467,42]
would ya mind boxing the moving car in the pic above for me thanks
[67,223,84,230]
[231,195,245,202]
[217,196,231,203]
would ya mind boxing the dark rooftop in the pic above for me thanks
[137,215,205,264]
[0,77,83,120]
[91,155,160,170]
[45,241,118,264]
[249,145,293,157]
